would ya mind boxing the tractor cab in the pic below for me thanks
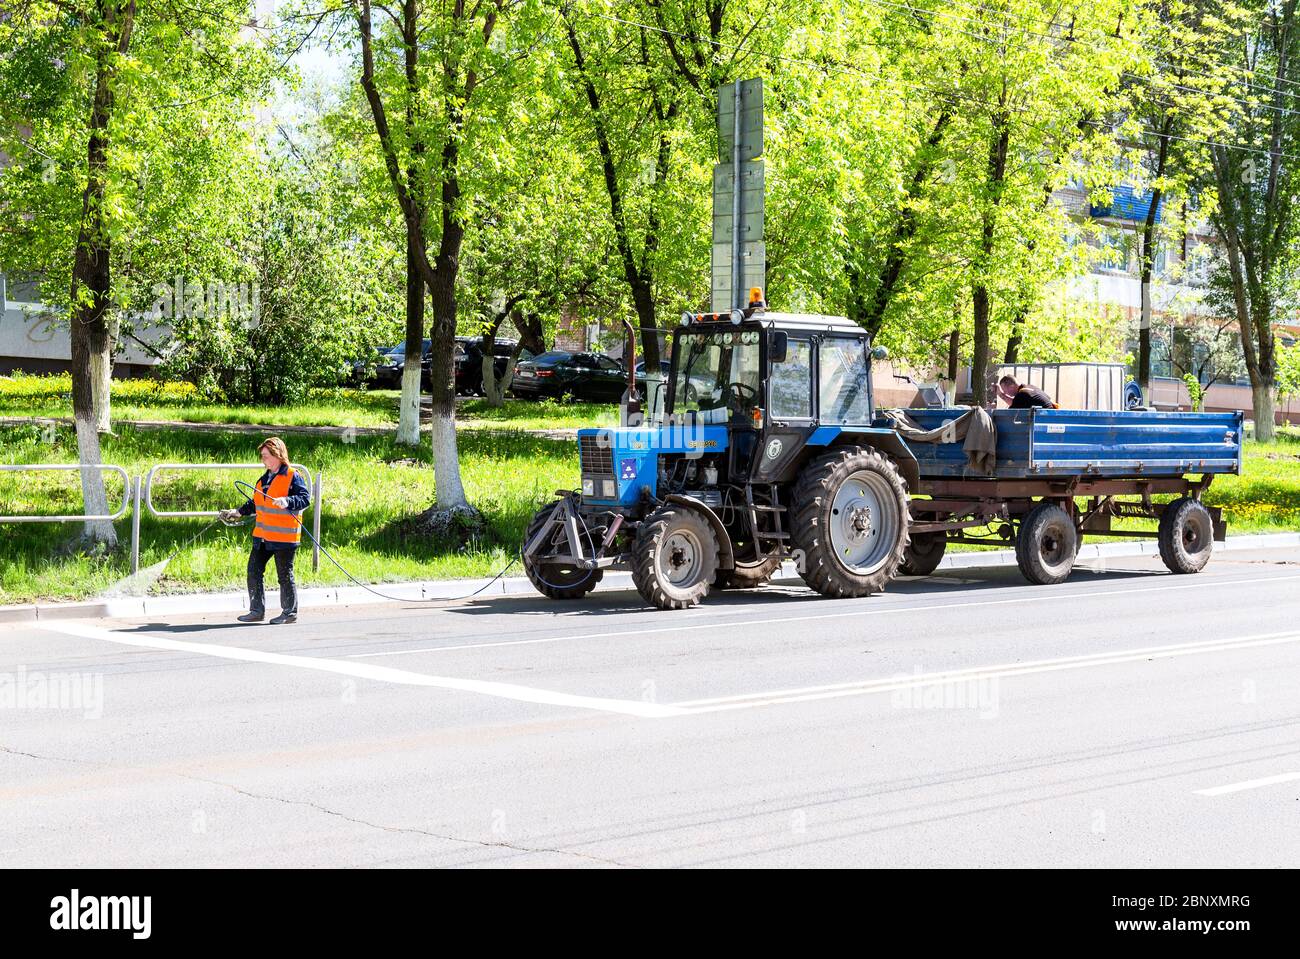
[665,310,885,482]
[522,300,917,610]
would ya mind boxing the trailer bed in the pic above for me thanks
[886,408,1243,480]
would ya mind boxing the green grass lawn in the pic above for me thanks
[0,372,616,431]
[1,417,1297,606]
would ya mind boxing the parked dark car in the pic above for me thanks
[447,337,535,395]
[373,339,430,389]
[509,351,629,402]
[346,345,396,387]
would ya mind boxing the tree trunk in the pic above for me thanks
[482,344,522,407]
[970,108,1011,406]
[90,312,116,432]
[1003,324,1021,364]
[512,310,546,356]
[971,286,991,406]
[428,269,467,509]
[1253,381,1277,441]
[564,14,660,369]
[71,310,116,547]
[855,109,952,335]
[396,236,424,445]
[1137,126,1169,393]
[68,0,134,547]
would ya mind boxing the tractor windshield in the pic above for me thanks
[671,329,761,416]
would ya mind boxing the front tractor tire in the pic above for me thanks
[791,447,910,599]
[522,504,603,600]
[632,506,720,610]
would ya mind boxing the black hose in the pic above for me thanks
[233,480,519,604]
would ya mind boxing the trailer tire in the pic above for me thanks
[632,506,719,610]
[1015,502,1078,585]
[791,447,909,598]
[521,504,603,600]
[713,553,782,590]
[900,530,947,576]
[1158,497,1214,574]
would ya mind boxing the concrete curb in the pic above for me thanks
[3,531,1297,625]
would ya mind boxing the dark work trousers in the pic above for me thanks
[247,540,298,616]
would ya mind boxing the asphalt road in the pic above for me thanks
[3,546,1299,868]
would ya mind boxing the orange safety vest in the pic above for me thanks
[252,468,302,545]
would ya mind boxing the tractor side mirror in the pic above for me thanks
[769,331,788,364]
[871,344,890,361]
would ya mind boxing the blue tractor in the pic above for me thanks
[520,299,918,610]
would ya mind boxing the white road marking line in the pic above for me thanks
[36,622,685,719]
[670,630,1300,713]
[345,571,1300,659]
[1193,772,1300,796]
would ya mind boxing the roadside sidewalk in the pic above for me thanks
[3,530,1296,625]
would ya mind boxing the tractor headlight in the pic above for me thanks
[582,478,595,497]
[601,479,616,498]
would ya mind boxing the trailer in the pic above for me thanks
[890,407,1244,584]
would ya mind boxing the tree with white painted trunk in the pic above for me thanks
[65,0,137,547]
[334,0,550,515]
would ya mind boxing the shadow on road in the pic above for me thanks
[444,562,1165,619]
[116,621,275,635]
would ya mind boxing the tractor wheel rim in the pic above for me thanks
[830,470,898,574]
[660,529,703,586]
[1183,513,1209,552]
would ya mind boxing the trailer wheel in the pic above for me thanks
[1015,502,1078,585]
[791,447,909,598]
[1158,497,1214,574]
[632,506,719,610]
[521,504,603,600]
[714,553,782,590]
[900,530,947,576]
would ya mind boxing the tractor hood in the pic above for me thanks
[576,425,730,506]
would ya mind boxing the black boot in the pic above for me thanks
[237,612,264,623]
[269,612,297,625]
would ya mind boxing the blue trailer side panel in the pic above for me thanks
[887,408,1243,479]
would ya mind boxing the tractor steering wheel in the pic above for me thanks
[725,380,757,413]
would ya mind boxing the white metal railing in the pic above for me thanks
[0,464,131,522]
[1,462,324,574]
[143,462,313,517]
[141,462,322,573]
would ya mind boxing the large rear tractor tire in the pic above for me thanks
[1158,497,1214,574]
[632,506,719,610]
[790,447,909,598]
[1014,502,1078,585]
[521,504,603,600]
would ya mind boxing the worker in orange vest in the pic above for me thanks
[219,437,312,624]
